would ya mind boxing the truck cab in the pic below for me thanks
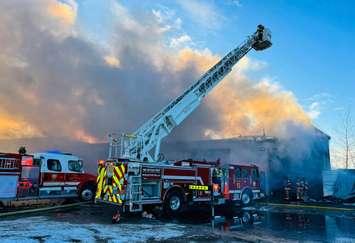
[227,164,261,206]
[0,151,96,208]
[34,151,97,201]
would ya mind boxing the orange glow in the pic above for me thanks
[174,48,311,138]
[0,111,42,139]
[213,183,220,192]
[74,129,101,144]
[174,48,219,73]
[207,78,311,138]
[47,1,76,25]
[104,55,121,68]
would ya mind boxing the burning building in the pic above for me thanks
[162,126,330,200]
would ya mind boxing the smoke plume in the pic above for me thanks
[0,0,311,144]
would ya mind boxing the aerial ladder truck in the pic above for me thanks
[95,25,272,222]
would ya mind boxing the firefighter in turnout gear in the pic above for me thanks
[212,167,223,185]
[302,177,309,201]
[212,160,223,196]
[284,178,292,201]
[296,177,303,201]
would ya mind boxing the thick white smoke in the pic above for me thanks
[0,0,311,144]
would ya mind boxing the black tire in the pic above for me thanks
[163,190,184,217]
[241,211,254,225]
[241,190,253,206]
[79,184,95,202]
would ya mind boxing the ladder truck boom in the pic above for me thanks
[112,25,272,162]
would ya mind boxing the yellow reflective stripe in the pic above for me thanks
[96,167,101,183]
[101,169,107,189]
[95,167,105,199]
[108,185,113,194]
[104,185,109,194]
[115,167,122,178]
[111,194,116,203]
[116,193,122,204]
[189,185,209,191]
[113,174,120,186]
[113,177,122,191]
[120,164,125,174]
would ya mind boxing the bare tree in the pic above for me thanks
[331,107,355,169]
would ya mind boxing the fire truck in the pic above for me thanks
[0,151,96,208]
[96,159,260,213]
[95,25,271,219]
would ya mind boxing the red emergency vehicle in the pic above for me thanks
[95,25,270,221]
[0,151,96,208]
[95,159,261,216]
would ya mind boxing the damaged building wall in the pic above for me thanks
[162,127,330,200]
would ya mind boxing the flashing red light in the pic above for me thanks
[21,156,33,166]
[18,180,32,189]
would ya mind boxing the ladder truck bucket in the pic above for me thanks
[252,24,272,51]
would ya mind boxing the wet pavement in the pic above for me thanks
[0,203,354,242]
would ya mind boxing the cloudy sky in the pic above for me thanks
[0,0,354,166]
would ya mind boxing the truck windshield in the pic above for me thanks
[68,160,83,172]
[251,168,259,179]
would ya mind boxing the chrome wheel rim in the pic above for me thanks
[81,189,93,201]
[242,212,251,224]
[242,193,250,205]
[170,195,181,211]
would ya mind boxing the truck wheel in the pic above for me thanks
[80,184,95,201]
[241,211,253,225]
[164,191,184,216]
[241,191,253,206]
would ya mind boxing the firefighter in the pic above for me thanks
[296,177,304,201]
[303,178,309,201]
[18,146,27,155]
[212,167,223,185]
[300,178,305,201]
[284,178,292,201]
[296,177,302,201]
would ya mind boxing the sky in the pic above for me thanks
[76,0,355,127]
[0,0,354,167]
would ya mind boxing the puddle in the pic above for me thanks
[213,209,355,242]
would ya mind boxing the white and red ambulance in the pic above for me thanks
[0,151,96,208]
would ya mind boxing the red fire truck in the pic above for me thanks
[95,26,270,221]
[0,151,96,208]
[95,159,261,216]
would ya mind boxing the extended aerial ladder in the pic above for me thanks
[109,25,272,162]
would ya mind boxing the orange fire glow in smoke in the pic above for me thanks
[176,48,311,138]
[0,112,42,139]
